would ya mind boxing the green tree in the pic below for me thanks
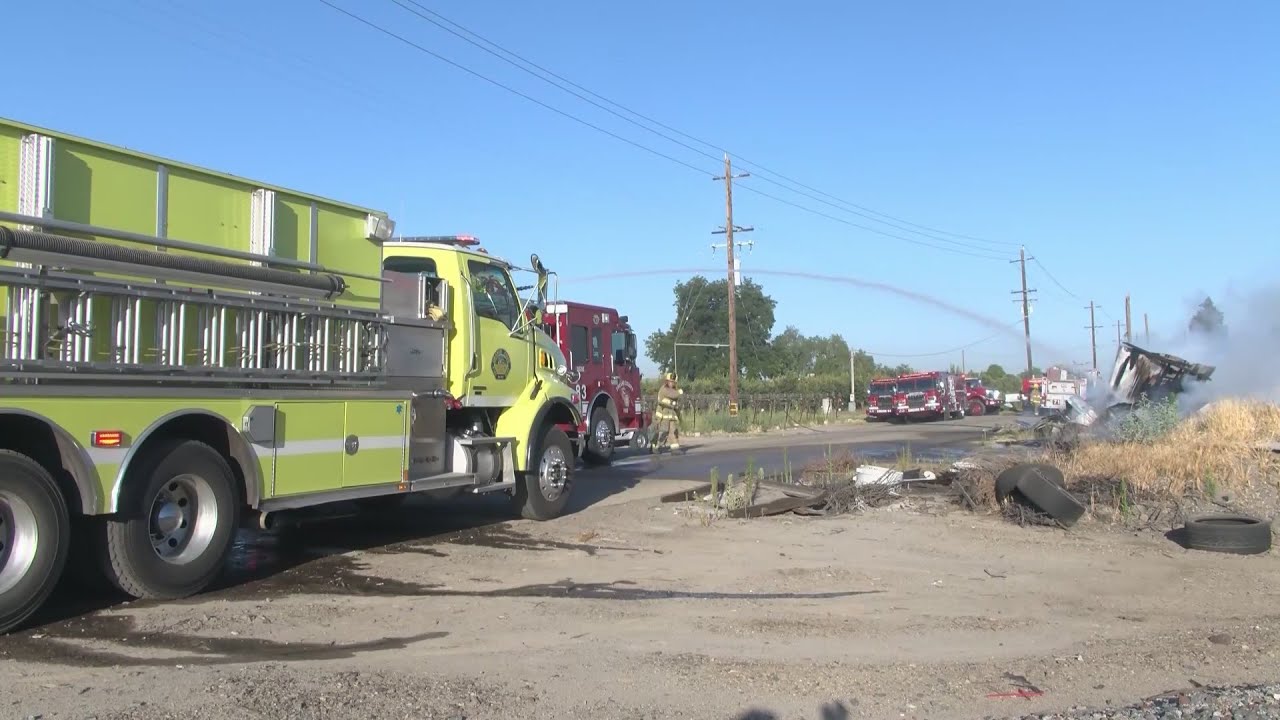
[645,276,777,381]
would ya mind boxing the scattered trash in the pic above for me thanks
[852,464,936,487]
[662,463,945,520]
[987,672,1044,700]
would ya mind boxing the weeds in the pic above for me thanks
[1113,396,1181,443]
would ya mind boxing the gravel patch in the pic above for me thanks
[1008,683,1280,719]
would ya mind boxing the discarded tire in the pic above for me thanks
[995,462,1065,502]
[1183,514,1272,555]
[1013,465,1085,527]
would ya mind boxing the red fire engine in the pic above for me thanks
[865,377,898,421]
[961,376,1003,416]
[893,370,966,421]
[542,301,650,464]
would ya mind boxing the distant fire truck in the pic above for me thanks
[542,301,650,463]
[962,376,1002,416]
[894,370,966,421]
[865,377,898,421]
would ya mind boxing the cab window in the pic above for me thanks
[467,260,519,329]
[591,327,603,364]
[570,325,589,367]
[611,330,628,364]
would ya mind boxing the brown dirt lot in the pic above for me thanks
[3,483,1279,720]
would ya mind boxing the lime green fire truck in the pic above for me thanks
[0,118,583,634]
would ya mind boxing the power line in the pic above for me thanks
[323,0,1087,278]
[316,0,718,177]
[377,0,1017,254]
[1031,257,1082,301]
[734,185,1008,260]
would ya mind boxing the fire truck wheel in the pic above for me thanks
[0,451,70,635]
[968,400,985,417]
[514,425,574,521]
[100,439,239,600]
[583,409,616,466]
[633,432,650,451]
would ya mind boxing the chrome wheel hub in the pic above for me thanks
[593,420,611,449]
[0,490,39,596]
[538,445,569,502]
[148,474,218,565]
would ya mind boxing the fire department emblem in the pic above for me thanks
[491,349,511,380]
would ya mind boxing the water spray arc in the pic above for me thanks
[564,267,1075,362]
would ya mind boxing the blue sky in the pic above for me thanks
[9,0,1277,377]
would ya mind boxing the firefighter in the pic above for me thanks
[649,372,685,453]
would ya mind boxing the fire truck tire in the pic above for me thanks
[633,432,650,451]
[513,425,574,521]
[968,400,985,417]
[100,439,239,600]
[583,409,616,466]
[0,451,70,635]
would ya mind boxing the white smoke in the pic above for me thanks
[1146,287,1280,410]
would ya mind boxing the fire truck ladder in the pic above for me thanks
[1,266,388,387]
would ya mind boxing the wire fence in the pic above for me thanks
[676,393,851,433]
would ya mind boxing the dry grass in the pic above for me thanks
[1047,399,1280,499]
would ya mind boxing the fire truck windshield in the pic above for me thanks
[870,381,895,393]
[900,377,938,393]
[965,378,982,389]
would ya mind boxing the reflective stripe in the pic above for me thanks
[86,447,127,465]
[270,435,404,457]
[93,435,404,465]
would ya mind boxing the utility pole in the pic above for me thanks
[1084,301,1102,371]
[1124,294,1132,342]
[1010,247,1037,378]
[1115,320,1123,346]
[712,153,752,416]
[961,349,966,374]
[1144,313,1150,344]
[848,350,857,412]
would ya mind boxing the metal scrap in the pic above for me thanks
[1107,341,1215,408]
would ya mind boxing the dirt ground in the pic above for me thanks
[4,480,1279,720]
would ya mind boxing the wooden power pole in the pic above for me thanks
[1084,301,1102,370]
[1124,294,1132,342]
[712,154,752,416]
[1010,247,1037,378]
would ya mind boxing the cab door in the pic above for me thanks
[464,258,531,405]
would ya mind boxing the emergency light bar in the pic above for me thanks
[398,235,480,247]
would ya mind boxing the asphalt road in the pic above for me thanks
[584,414,1008,483]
